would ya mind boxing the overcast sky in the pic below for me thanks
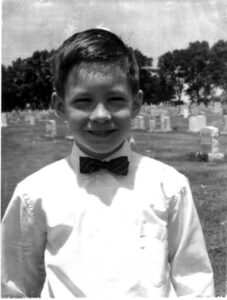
[2,0,227,66]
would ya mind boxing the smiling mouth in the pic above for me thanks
[86,129,117,137]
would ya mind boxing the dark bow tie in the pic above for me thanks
[79,156,129,176]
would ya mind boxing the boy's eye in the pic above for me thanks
[109,97,125,103]
[73,98,92,106]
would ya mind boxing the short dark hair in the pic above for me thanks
[52,28,139,98]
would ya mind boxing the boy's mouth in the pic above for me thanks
[86,129,117,137]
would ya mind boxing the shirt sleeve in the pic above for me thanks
[1,185,47,298]
[167,176,215,296]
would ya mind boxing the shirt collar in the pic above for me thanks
[68,139,132,174]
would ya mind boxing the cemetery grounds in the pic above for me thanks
[1,111,227,297]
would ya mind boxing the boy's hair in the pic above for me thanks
[52,28,139,98]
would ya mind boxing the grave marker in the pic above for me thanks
[1,113,8,127]
[148,118,155,132]
[200,126,219,154]
[200,126,224,161]
[10,110,20,123]
[213,102,223,114]
[137,116,146,130]
[162,115,171,131]
[155,115,161,130]
[131,116,140,130]
[142,114,150,130]
[45,120,57,137]
[29,115,35,126]
[221,115,227,135]
[183,107,189,119]
[64,121,74,140]
[189,115,206,132]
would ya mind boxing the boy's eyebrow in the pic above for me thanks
[107,86,131,96]
[69,90,91,98]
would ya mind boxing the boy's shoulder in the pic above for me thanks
[131,150,188,194]
[17,158,71,192]
[131,150,181,176]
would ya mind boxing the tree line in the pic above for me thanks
[2,40,227,111]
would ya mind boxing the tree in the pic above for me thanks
[133,49,154,103]
[184,41,211,104]
[209,40,227,92]
[2,50,54,111]
[157,52,176,103]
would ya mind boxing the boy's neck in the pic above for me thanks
[76,141,126,160]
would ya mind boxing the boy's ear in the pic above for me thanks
[132,89,143,118]
[51,92,66,117]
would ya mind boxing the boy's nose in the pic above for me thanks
[89,103,111,122]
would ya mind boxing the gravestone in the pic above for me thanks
[10,110,20,123]
[221,115,227,135]
[29,115,35,126]
[148,117,156,132]
[24,109,33,123]
[183,107,189,119]
[64,121,74,140]
[162,115,171,131]
[200,126,219,154]
[131,116,140,130]
[189,115,206,132]
[1,113,8,127]
[223,104,227,115]
[213,102,223,114]
[137,115,146,130]
[200,126,224,161]
[154,115,161,130]
[128,135,136,146]
[45,120,57,138]
[142,114,150,130]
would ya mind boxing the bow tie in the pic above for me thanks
[79,156,129,176]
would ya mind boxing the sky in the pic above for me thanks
[2,0,227,66]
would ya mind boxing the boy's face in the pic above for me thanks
[54,63,142,159]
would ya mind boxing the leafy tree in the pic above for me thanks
[2,65,18,111]
[184,41,211,104]
[2,50,54,111]
[133,49,153,103]
[209,40,227,92]
[157,52,176,103]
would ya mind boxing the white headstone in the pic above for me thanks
[45,120,57,137]
[183,107,189,119]
[29,115,35,126]
[128,135,136,146]
[200,126,219,154]
[189,115,206,132]
[162,115,171,131]
[213,102,223,114]
[1,113,8,127]
[154,115,162,131]
[131,116,139,129]
[24,114,31,123]
[64,121,74,140]
[10,110,20,123]
[142,114,150,130]
[148,118,155,132]
[137,116,145,130]
[221,115,227,134]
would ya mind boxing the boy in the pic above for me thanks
[2,28,214,297]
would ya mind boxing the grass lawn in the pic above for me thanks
[1,113,227,296]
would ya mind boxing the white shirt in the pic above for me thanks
[1,141,214,298]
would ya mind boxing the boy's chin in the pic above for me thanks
[77,141,126,159]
